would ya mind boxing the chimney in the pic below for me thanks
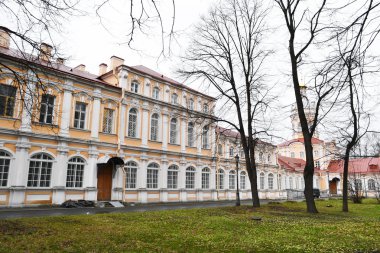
[110,56,124,70]
[56,58,65,65]
[0,28,10,49]
[74,64,86,71]
[39,43,53,62]
[99,63,108,75]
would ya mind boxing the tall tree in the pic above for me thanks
[179,0,273,207]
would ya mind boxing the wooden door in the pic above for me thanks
[97,165,113,201]
[329,181,337,194]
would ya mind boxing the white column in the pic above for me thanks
[138,156,147,189]
[141,102,149,147]
[52,142,69,204]
[91,89,102,139]
[19,71,36,132]
[160,158,168,202]
[84,147,98,201]
[197,123,202,155]
[211,124,216,155]
[162,108,169,151]
[118,102,126,144]
[195,166,202,189]
[180,115,187,153]
[59,81,73,137]
[179,160,187,189]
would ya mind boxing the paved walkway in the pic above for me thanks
[0,199,280,219]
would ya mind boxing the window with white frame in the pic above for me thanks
[278,174,282,190]
[240,171,246,190]
[171,93,178,105]
[259,172,265,189]
[229,171,236,189]
[229,147,234,157]
[203,103,209,113]
[27,153,53,187]
[188,99,194,110]
[185,167,196,189]
[202,167,210,189]
[128,108,138,137]
[368,179,376,190]
[170,118,178,144]
[300,152,304,158]
[102,108,114,134]
[147,163,159,189]
[301,177,304,189]
[216,169,224,189]
[289,177,293,189]
[167,165,179,189]
[187,122,194,147]
[268,173,274,190]
[0,84,16,117]
[202,126,209,149]
[66,157,85,188]
[125,161,138,189]
[0,150,11,187]
[150,113,159,141]
[73,102,86,129]
[39,94,55,124]
[131,81,139,93]
[152,87,160,99]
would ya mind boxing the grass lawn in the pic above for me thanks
[0,199,379,253]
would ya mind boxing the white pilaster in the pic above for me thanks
[19,71,36,132]
[84,146,98,189]
[162,108,169,151]
[211,124,216,155]
[164,85,170,103]
[52,142,69,204]
[180,114,187,153]
[91,89,102,139]
[144,79,151,96]
[160,157,168,202]
[59,81,74,137]
[197,123,202,155]
[118,102,127,144]
[141,102,149,147]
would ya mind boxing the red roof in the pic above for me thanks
[278,137,324,147]
[278,155,306,172]
[328,157,380,174]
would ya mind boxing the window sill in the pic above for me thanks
[0,116,18,121]
[149,140,162,144]
[126,136,141,140]
[186,146,197,149]
[100,132,117,136]
[70,127,90,132]
[168,143,180,146]
[33,122,59,128]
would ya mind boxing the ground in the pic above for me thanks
[0,199,379,253]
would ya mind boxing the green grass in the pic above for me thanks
[0,199,379,253]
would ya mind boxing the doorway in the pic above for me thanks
[329,178,340,195]
[97,164,113,201]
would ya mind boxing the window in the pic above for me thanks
[147,163,159,189]
[185,167,196,189]
[301,177,304,189]
[268,173,274,190]
[39,94,55,124]
[152,87,160,99]
[187,122,194,147]
[229,147,234,157]
[291,152,295,158]
[259,152,263,162]
[27,153,53,187]
[267,154,271,163]
[128,108,138,137]
[167,165,178,189]
[66,157,85,188]
[203,103,209,113]
[0,84,16,117]
[125,161,138,189]
[278,174,282,190]
[102,108,114,134]
[289,177,293,189]
[314,150,319,157]
[131,81,139,93]
[368,179,376,191]
[229,171,236,189]
[150,113,159,141]
[259,172,265,189]
[171,93,178,105]
[0,150,11,187]
[240,171,246,190]
[216,169,224,189]
[300,152,304,158]
[202,167,210,189]
[202,126,209,149]
[73,102,86,129]
[218,144,223,155]
[170,118,178,144]
[315,178,319,189]
[188,99,194,110]
[296,177,299,189]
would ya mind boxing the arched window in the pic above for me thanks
[203,103,209,113]
[28,153,53,187]
[240,171,246,190]
[185,167,196,189]
[167,165,179,189]
[125,161,138,189]
[170,118,178,144]
[202,167,210,189]
[368,179,376,190]
[147,163,159,189]
[216,169,224,189]
[171,93,178,105]
[278,174,282,190]
[131,81,139,93]
[229,171,236,189]
[150,113,159,141]
[188,99,194,110]
[152,87,160,99]
[0,150,11,187]
[128,108,138,138]
[289,177,293,189]
[66,157,85,188]
[268,173,274,190]
[187,122,194,147]
[202,126,209,149]
[259,172,265,189]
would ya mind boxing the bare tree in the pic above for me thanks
[179,0,274,207]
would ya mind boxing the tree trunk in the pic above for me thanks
[342,149,350,212]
